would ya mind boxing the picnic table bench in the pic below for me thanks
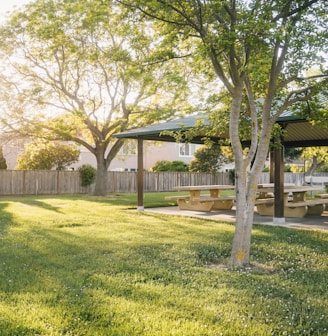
[256,185,326,218]
[165,185,235,211]
[286,198,328,215]
[315,193,328,199]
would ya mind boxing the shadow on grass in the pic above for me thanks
[0,202,15,234]
[0,212,233,333]
[252,223,328,252]
[0,195,327,335]
[70,192,175,209]
[16,198,63,213]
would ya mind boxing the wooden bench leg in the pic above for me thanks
[306,204,325,216]
[256,203,274,216]
[212,199,233,210]
[177,199,213,212]
[284,206,308,218]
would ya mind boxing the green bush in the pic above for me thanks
[16,141,80,170]
[78,164,97,186]
[189,145,227,173]
[0,146,7,169]
[228,168,235,184]
[151,160,189,172]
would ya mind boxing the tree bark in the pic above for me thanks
[94,154,108,196]
[305,156,325,176]
[228,93,272,268]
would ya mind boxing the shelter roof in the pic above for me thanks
[114,114,212,144]
[114,112,328,148]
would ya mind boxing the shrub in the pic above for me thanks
[189,145,226,173]
[0,146,7,170]
[228,168,235,184]
[151,160,189,172]
[78,164,97,186]
[16,141,80,170]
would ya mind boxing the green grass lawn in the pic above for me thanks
[0,193,327,335]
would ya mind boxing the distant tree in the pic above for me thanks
[0,146,7,169]
[284,148,303,163]
[16,141,80,170]
[151,160,189,172]
[189,145,227,173]
[320,164,328,173]
[302,147,328,175]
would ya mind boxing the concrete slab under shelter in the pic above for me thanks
[145,206,328,231]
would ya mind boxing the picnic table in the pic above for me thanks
[165,184,235,211]
[165,183,327,218]
[256,185,327,218]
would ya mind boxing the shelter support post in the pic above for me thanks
[273,136,285,225]
[137,137,144,211]
[269,151,274,183]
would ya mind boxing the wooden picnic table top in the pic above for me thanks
[257,185,322,193]
[173,184,235,191]
[257,183,295,188]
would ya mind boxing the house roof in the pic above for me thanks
[114,112,328,148]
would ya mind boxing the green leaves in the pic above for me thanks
[151,160,189,172]
[0,146,7,170]
[0,0,198,195]
[16,141,80,170]
[189,145,227,173]
[78,164,97,186]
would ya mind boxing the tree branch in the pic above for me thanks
[273,0,320,22]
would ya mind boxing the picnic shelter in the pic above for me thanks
[114,112,328,223]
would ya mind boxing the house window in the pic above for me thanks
[179,143,196,157]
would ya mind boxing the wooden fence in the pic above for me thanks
[0,170,230,195]
[0,170,326,196]
[258,172,305,186]
[0,170,87,196]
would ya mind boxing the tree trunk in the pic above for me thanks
[305,156,325,177]
[92,139,124,196]
[229,207,255,267]
[94,155,108,196]
[228,146,271,268]
[229,175,257,268]
[228,94,271,269]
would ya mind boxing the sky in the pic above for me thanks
[0,0,31,20]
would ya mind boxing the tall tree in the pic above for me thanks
[0,0,192,195]
[123,0,328,268]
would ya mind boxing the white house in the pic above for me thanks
[70,140,200,171]
[2,137,199,171]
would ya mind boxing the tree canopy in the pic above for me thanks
[0,0,194,195]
